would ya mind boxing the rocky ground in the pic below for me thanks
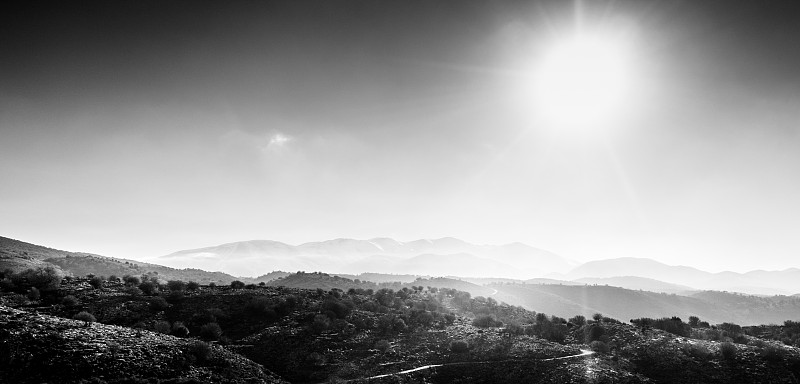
[0,305,286,384]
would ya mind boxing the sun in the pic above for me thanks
[533,34,632,131]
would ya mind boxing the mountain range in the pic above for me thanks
[153,237,575,279]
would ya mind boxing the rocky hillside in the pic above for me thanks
[0,305,285,383]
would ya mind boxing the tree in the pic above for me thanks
[167,280,186,292]
[88,276,103,289]
[688,316,700,327]
[230,280,245,289]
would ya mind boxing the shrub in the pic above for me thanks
[124,286,143,296]
[186,281,200,291]
[138,281,158,295]
[62,295,79,306]
[375,339,391,353]
[688,316,700,327]
[123,275,140,286]
[149,296,169,311]
[0,278,16,292]
[172,321,190,337]
[684,343,712,359]
[154,320,171,334]
[720,342,737,360]
[586,324,606,343]
[230,280,245,289]
[26,287,40,301]
[15,266,63,291]
[208,282,216,288]
[569,315,586,327]
[108,275,120,282]
[473,314,501,328]
[74,311,96,324]
[167,280,186,292]
[188,341,212,363]
[311,314,331,333]
[199,322,222,341]
[450,339,470,353]
[761,345,786,362]
[590,340,610,353]
[88,276,103,289]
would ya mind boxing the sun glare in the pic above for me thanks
[533,34,633,132]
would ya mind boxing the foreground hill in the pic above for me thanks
[0,236,242,285]
[154,237,574,278]
[0,305,285,383]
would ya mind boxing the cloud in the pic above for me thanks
[267,133,292,150]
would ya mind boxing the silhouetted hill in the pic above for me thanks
[493,283,800,325]
[565,257,800,295]
[0,236,242,284]
[573,276,696,294]
[156,237,574,278]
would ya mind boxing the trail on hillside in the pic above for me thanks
[350,349,595,382]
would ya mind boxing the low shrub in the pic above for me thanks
[590,340,610,353]
[188,341,212,363]
[62,295,79,306]
[74,311,96,324]
[172,321,190,337]
[199,322,222,341]
[720,342,737,360]
[450,339,470,353]
[375,339,391,353]
[154,320,171,334]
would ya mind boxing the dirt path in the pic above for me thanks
[350,349,595,382]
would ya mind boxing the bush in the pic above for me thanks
[186,281,200,291]
[172,321,190,337]
[720,342,737,360]
[62,295,79,306]
[26,287,40,301]
[123,275,140,286]
[88,276,103,289]
[569,315,586,327]
[688,316,700,327]
[138,281,158,295]
[149,296,169,311]
[74,311,96,324]
[188,341,212,363]
[230,280,245,289]
[375,339,391,353]
[683,343,712,359]
[167,280,186,292]
[154,320,171,334]
[199,322,222,341]
[311,314,331,333]
[450,339,470,353]
[473,314,502,328]
[590,340,610,353]
[586,324,606,343]
[15,266,63,291]
[761,345,786,362]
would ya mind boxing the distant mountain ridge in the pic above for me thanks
[563,257,800,295]
[155,237,575,278]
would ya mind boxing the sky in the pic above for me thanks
[2,1,799,273]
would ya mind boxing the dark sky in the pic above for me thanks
[2,1,800,272]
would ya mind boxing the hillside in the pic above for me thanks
[564,257,800,295]
[0,305,284,383]
[0,236,243,285]
[493,283,800,325]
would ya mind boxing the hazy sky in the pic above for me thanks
[2,1,799,273]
